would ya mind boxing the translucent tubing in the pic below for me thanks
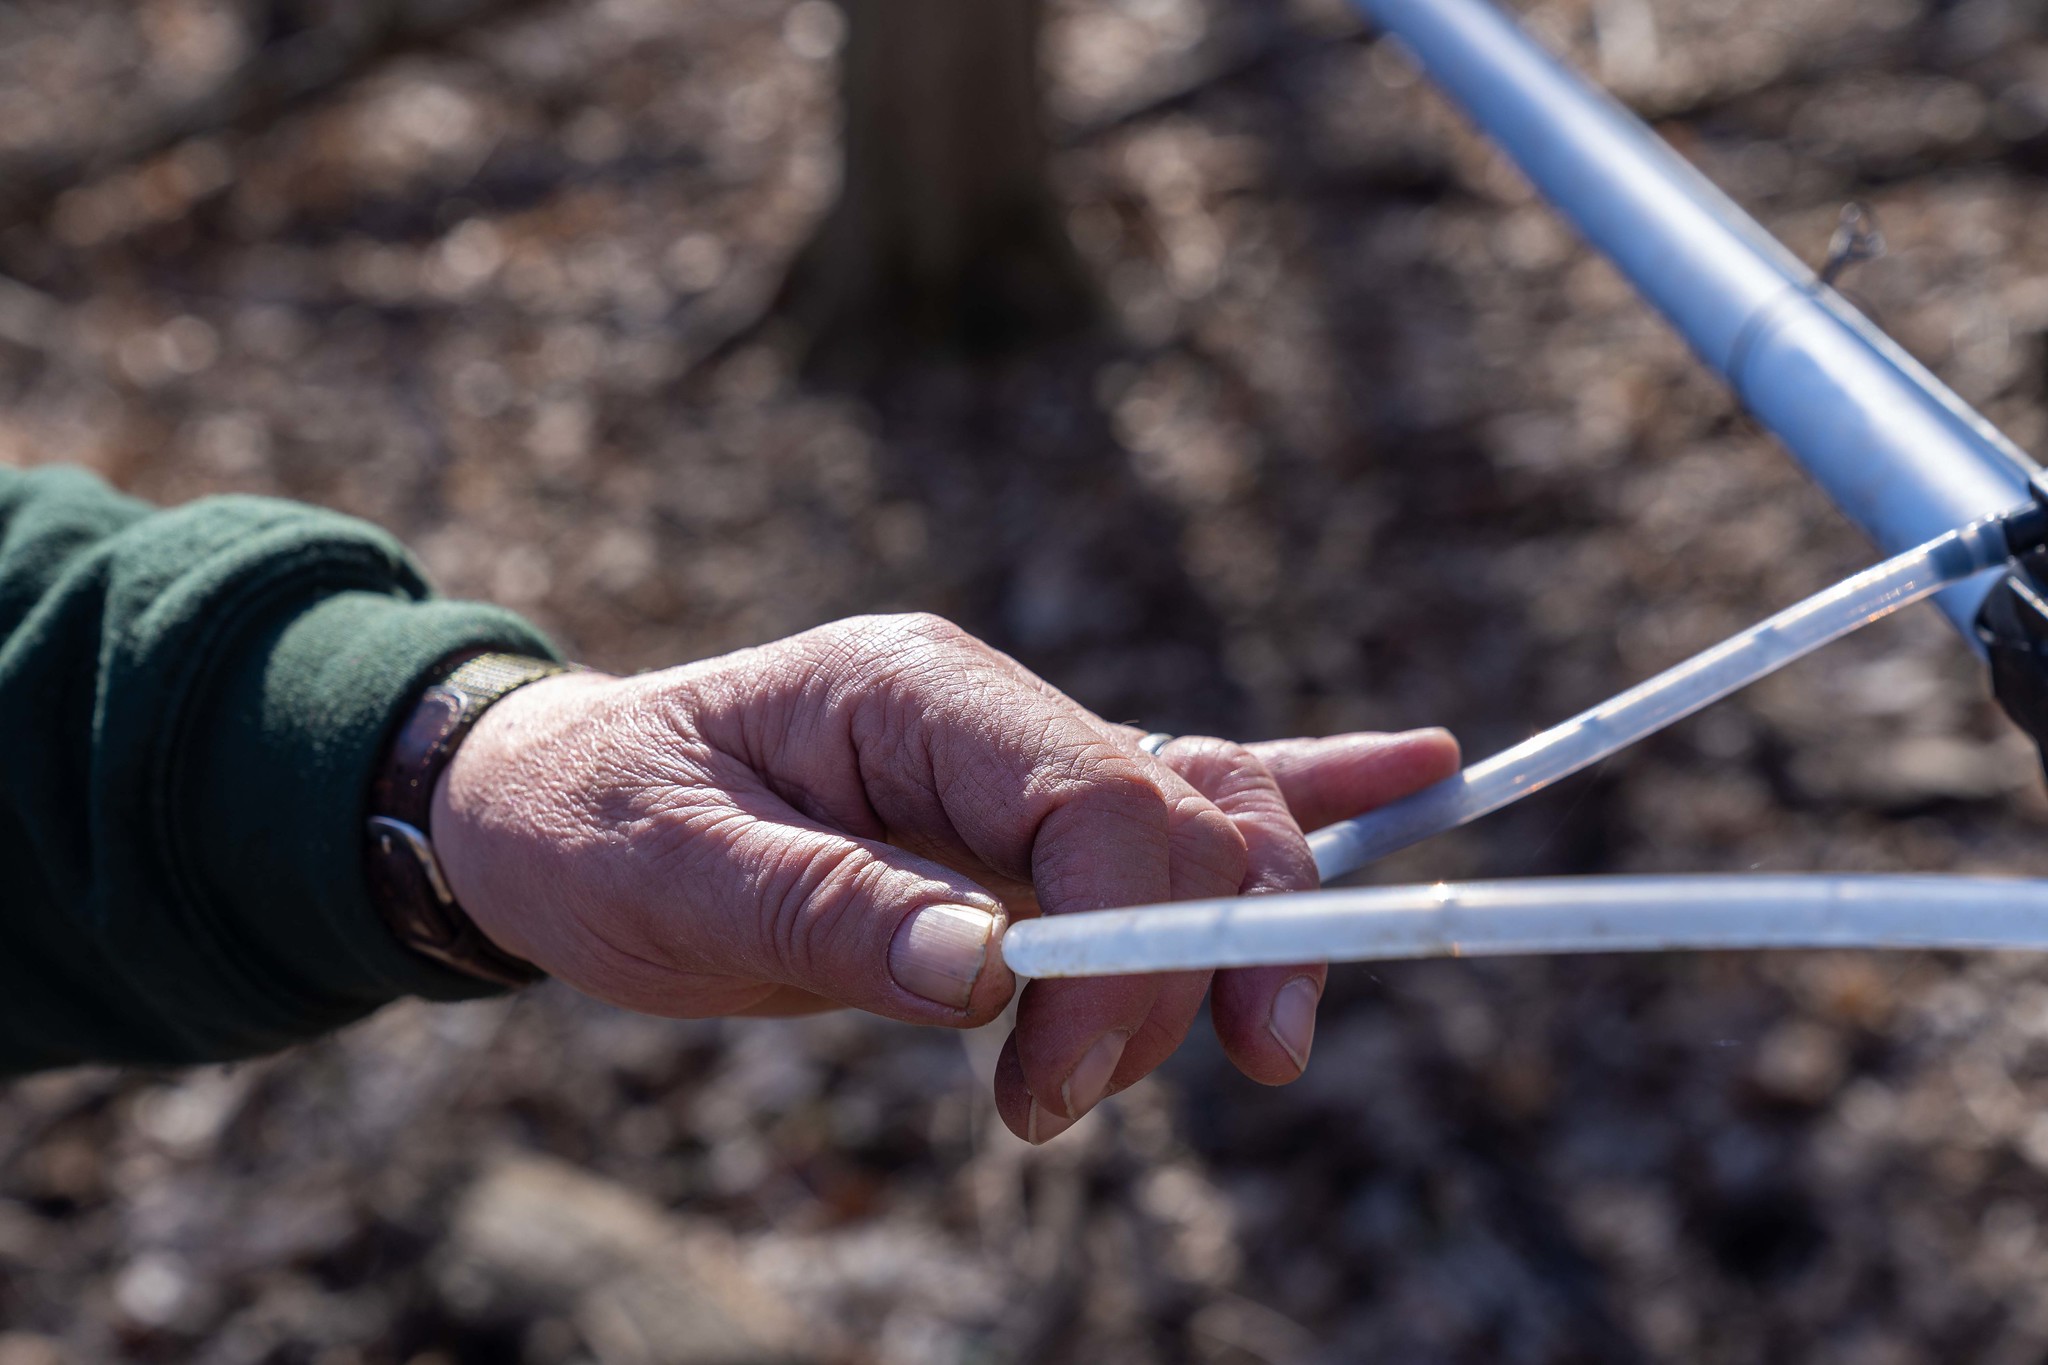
[999,876,2048,978]
[1306,513,2028,883]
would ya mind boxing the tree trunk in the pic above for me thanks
[777,0,1099,377]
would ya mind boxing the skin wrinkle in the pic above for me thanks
[953,762,1099,883]
[805,614,963,721]
[1013,744,1155,814]
[856,689,1045,915]
[727,631,917,844]
[856,668,1062,881]
[695,774,1000,1005]
[1161,739,1314,896]
[581,794,901,1010]
[756,833,883,988]
[754,748,885,842]
[552,809,741,979]
[563,697,772,945]
[567,891,761,1016]
[1162,798,1251,900]
[584,778,736,899]
[761,822,966,982]
[1026,783,1174,913]
[637,795,753,886]
[823,671,921,843]
[851,696,938,793]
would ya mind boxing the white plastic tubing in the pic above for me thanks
[1306,517,2015,881]
[999,876,2048,978]
[998,0,2048,978]
[1001,517,2042,976]
[1353,0,2040,637]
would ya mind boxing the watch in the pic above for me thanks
[364,651,573,987]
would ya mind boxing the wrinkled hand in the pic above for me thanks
[432,614,1458,1142]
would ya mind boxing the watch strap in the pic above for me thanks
[364,651,571,987]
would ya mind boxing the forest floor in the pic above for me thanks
[6,0,2048,1360]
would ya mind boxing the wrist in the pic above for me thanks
[428,668,617,966]
[365,652,575,986]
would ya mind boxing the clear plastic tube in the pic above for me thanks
[1307,516,2020,882]
[999,875,2048,977]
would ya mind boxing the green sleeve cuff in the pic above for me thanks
[184,590,560,1015]
[0,468,561,1073]
[84,495,559,1061]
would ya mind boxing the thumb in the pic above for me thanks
[685,806,1018,1026]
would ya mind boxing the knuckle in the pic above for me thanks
[1042,752,1172,828]
[809,612,968,671]
[1167,735,1272,797]
[804,617,887,678]
[1175,799,1250,889]
[894,611,968,645]
[854,611,971,656]
[1219,740,1273,786]
[836,617,1008,755]
[826,613,989,701]
[1025,753,1174,893]
[758,837,884,984]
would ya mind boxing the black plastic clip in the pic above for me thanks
[1977,473,2048,778]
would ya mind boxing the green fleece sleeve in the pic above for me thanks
[0,464,559,1074]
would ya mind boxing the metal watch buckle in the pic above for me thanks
[367,814,459,911]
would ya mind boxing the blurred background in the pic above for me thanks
[5,0,2048,1359]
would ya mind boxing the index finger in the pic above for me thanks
[778,616,1250,1140]
[1247,730,1461,833]
[1149,736,1330,1085]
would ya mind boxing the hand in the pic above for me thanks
[430,614,1458,1142]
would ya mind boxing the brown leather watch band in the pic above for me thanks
[364,651,572,987]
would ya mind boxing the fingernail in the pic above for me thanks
[1391,727,1454,745]
[890,904,997,1010]
[1061,1030,1130,1119]
[1026,1099,1075,1145]
[1268,976,1320,1072]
